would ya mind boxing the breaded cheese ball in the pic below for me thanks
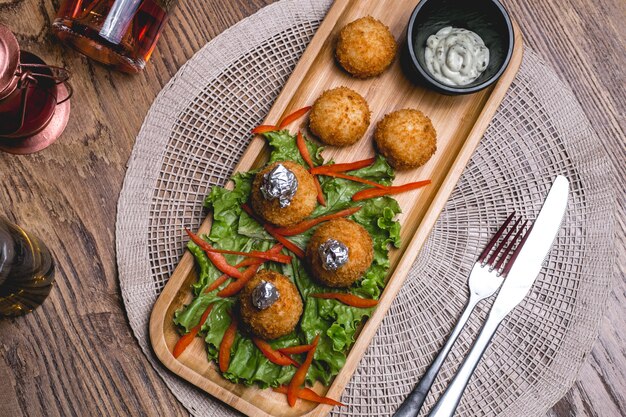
[309,86,371,146]
[335,16,397,78]
[374,109,437,170]
[306,218,374,288]
[239,270,303,340]
[251,161,317,227]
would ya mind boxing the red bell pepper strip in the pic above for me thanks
[193,247,291,264]
[219,311,238,373]
[287,334,319,407]
[252,124,278,134]
[273,206,362,236]
[172,304,214,358]
[267,230,305,259]
[296,130,326,206]
[204,258,262,293]
[216,244,283,297]
[310,293,379,308]
[205,273,230,293]
[310,157,376,175]
[277,344,314,355]
[278,106,312,129]
[252,337,300,367]
[217,263,260,297]
[241,204,306,259]
[315,171,386,189]
[185,228,244,279]
[351,180,432,202]
[296,130,315,168]
[312,176,326,206]
[273,386,345,407]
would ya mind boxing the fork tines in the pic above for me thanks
[478,212,533,277]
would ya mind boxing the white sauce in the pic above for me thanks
[424,26,489,86]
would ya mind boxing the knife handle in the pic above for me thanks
[394,295,480,417]
[427,312,504,417]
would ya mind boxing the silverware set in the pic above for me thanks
[394,175,569,417]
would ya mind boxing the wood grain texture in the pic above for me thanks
[148,1,523,415]
[0,0,623,416]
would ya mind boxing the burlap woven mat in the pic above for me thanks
[115,0,615,415]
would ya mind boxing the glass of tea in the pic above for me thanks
[52,0,175,73]
[0,217,55,317]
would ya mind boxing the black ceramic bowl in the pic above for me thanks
[404,0,514,95]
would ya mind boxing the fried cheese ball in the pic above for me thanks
[239,270,303,340]
[309,87,371,146]
[251,161,317,227]
[306,218,374,288]
[335,16,397,78]
[374,109,437,170]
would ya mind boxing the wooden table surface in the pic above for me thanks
[0,0,624,416]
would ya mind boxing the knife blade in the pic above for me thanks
[488,174,569,321]
[428,175,569,417]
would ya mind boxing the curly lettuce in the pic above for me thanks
[174,130,401,387]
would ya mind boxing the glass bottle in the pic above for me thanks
[0,217,55,317]
[52,0,176,73]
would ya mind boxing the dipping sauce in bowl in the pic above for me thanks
[403,0,514,95]
[424,26,489,86]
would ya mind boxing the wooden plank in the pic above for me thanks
[149,1,524,415]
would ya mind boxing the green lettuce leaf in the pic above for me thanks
[174,130,402,388]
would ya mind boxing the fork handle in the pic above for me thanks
[427,311,503,417]
[393,295,480,417]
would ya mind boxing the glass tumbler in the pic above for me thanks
[52,0,176,73]
[0,217,55,317]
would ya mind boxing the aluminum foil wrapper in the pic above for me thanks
[318,238,349,271]
[260,164,298,208]
[251,280,280,310]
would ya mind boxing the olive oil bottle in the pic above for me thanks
[0,217,55,317]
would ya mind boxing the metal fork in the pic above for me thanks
[394,212,529,417]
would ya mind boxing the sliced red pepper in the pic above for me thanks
[172,304,214,358]
[204,258,264,293]
[219,311,237,373]
[185,228,244,279]
[310,157,376,175]
[278,106,312,129]
[217,263,260,297]
[312,176,326,206]
[242,204,305,259]
[351,180,432,201]
[296,130,326,206]
[205,273,230,293]
[273,386,345,407]
[287,334,319,407]
[252,337,300,367]
[194,247,291,264]
[296,130,316,168]
[252,124,278,134]
[310,293,379,308]
[277,344,314,355]
[316,171,386,189]
[273,206,362,236]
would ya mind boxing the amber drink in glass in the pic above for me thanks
[0,218,55,317]
[52,0,175,73]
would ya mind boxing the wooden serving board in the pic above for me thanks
[150,0,523,415]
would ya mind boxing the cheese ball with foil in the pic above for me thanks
[251,161,317,227]
[309,86,371,146]
[374,109,437,170]
[239,270,303,340]
[335,16,397,78]
[306,218,374,288]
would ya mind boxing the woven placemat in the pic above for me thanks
[115,0,615,416]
